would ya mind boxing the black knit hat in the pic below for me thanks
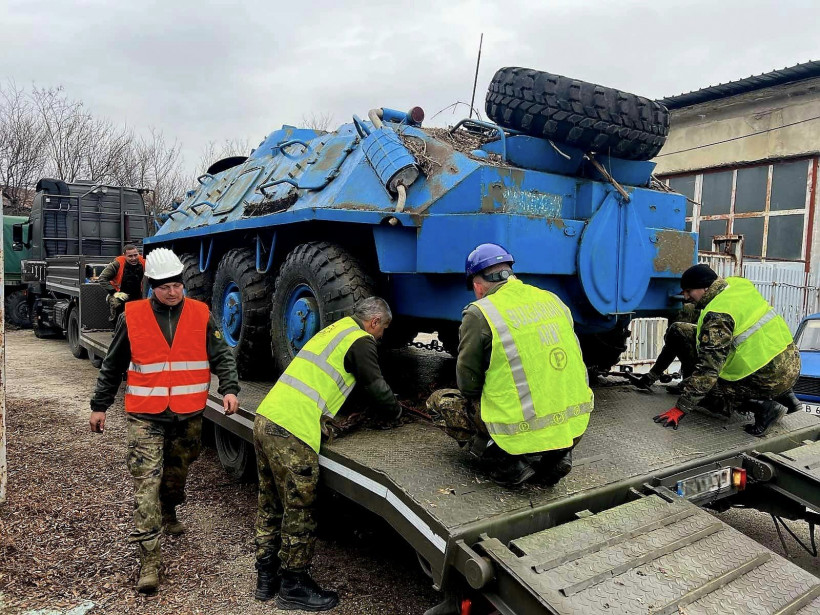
[680,264,718,290]
[149,273,184,289]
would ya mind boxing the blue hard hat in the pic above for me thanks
[465,243,514,285]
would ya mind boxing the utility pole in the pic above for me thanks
[468,33,484,119]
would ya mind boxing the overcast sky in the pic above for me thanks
[3,0,819,174]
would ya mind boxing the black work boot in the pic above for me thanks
[488,456,535,487]
[254,554,281,602]
[277,569,339,611]
[775,390,803,414]
[537,450,573,486]
[744,401,787,437]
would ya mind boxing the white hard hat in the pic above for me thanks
[145,247,184,280]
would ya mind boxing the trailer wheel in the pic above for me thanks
[214,424,256,482]
[212,248,274,379]
[5,290,31,328]
[270,242,374,373]
[180,252,214,304]
[485,67,670,161]
[66,308,88,359]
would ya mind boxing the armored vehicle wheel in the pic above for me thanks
[66,308,88,359]
[214,424,256,482]
[212,248,274,379]
[180,252,214,304]
[486,67,669,161]
[578,319,631,374]
[436,323,460,356]
[5,290,31,328]
[270,242,374,373]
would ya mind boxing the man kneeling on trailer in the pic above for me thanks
[653,264,802,435]
[253,297,402,611]
[428,243,594,488]
[89,248,240,594]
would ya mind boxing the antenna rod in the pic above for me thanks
[469,33,484,119]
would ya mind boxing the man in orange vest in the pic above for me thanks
[98,244,146,321]
[89,247,239,594]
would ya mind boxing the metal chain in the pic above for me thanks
[407,339,449,353]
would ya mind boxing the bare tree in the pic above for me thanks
[0,81,48,207]
[301,111,335,132]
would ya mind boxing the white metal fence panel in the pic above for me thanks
[698,253,739,278]
[622,318,667,366]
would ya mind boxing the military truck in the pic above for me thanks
[67,67,820,613]
[4,214,31,327]
[11,178,150,360]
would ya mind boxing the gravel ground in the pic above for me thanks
[0,330,439,614]
[1,329,818,614]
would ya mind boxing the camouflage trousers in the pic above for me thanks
[253,415,319,572]
[648,322,699,381]
[126,415,202,548]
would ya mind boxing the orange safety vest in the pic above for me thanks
[124,298,211,415]
[111,254,146,292]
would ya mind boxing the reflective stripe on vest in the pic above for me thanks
[111,254,145,292]
[256,317,370,452]
[124,298,211,414]
[473,278,593,455]
[696,277,793,381]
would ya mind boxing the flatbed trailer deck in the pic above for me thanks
[79,331,820,613]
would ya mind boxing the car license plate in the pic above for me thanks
[675,467,731,499]
[805,402,820,416]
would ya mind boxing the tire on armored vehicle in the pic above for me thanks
[270,242,374,373]
[578,318,631,375]
[485,67,670,161]
[180,252,214,304]
[5,290,31,328]
[214,426,256,482]
[211,248,274,379]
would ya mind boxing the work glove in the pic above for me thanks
[113,292,129,301]
[653,407,685,430]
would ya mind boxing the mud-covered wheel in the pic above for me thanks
[5,289,31,328]
[212,248,274,379]
[180,252,214,304]
[214,425,256,482]
[66,308,87,359]
[578,318,631,374]
[270,242,374,373]
[486,67,669,161]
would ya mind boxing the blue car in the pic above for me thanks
[794,312,820,415]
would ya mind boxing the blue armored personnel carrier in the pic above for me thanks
[145,67,696,379]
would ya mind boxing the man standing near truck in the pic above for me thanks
[252,297,402,611]
[98,244,145,321]
[428,243,594,488]
[88,247,239,594]
[653,264,802,435]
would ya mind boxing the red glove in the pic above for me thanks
[653,407,685,430]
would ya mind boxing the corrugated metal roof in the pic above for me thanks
[658,60,820,110]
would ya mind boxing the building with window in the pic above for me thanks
[655,61,820,274]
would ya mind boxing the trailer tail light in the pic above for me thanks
[732,467,747,490]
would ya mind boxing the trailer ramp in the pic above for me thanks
[477,493,820,615]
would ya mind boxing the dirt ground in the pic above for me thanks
[0,330,439,614]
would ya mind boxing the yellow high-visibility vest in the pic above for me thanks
[256,317,369,452]
[696,277,793,381]
[473,278,593,455]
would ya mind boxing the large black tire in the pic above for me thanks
[211,248,274,379]
[436,323,460,357]
[5,289,31,328]
[214,425,256,482]
[180,252,214,304]
[66,308,88,359]
[578,319,631,374]
[270,242,374,373]
[486,67,669,161]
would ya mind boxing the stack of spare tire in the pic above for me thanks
[485,67,670,161]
